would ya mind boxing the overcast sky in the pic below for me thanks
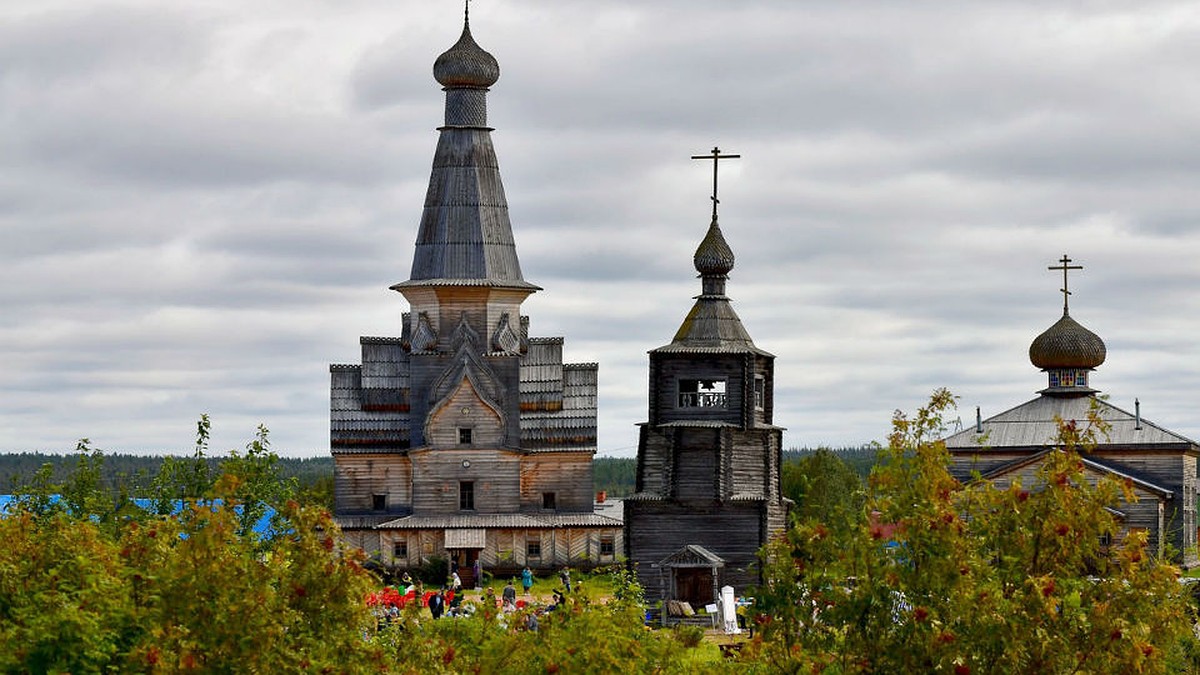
[4,0,1200,458]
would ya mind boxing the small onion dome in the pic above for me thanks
[694,216,735,276]
[433,23,499,88]
[1029,312,1107,370]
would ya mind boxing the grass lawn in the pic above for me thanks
[472,568,618,606]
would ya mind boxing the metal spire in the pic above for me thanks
[1048,253,1083,314]
[691,146,740,220]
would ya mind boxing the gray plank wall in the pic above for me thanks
[675,428,719,500]
[991,462,1167,554]
[379,527,623,572]
[1095,450,1194,558]
[636,426,673,495]
[425,382,506,448]
[727,429,779,498]
[519,452,595,512]
[410,449,522,513]
[334,454,413,514]
[651,357,746,426]
[626,501,765,600]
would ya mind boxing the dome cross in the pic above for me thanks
[691,146,740,219]
[1049,253,1083,314]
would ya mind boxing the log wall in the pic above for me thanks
[410,448,522,513]
[626,500,765,602]
[334,454,413,514]
[519,452,594,511]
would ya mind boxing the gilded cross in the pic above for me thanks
[691,146,740,219]
[1048,254,1083,313]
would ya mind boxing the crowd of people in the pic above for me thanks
[369,566,576,631]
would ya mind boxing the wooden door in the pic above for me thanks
[675,568,713,607]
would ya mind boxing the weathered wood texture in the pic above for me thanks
[636,425,673,494]
[649,356,746,426]
[952,447,1198,563]
[373,526,622,574]
[341,528,382,558]
[426,380,506,447]
[675,429,719,500]
[410,449,522,513]
[334,454,413,514]
[727,429,780,498]
[988,459,1167,554]
[519,452,594,511]
[625,501,765,602]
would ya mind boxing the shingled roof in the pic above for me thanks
[655,215,771,356]
[391,10,538,293]
[945,395,1198,451]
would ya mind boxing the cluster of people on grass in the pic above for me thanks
[367,566,576,631]
[367,572,472,626]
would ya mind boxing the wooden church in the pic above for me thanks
[329,11,622,583]
[945,257,1200,565]
[624,156,790,605]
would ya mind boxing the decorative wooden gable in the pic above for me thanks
[982,449,1170,554]
[425,314,506,447]
[426,378,505,448]
[655,544,726,569]
[982,449,1173,503]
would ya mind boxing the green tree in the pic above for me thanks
[0,510,137,673]
[373,564,719,675]
[746,389,1194,674]
[217,423,298,537]
[783,447,865,534]
[149,415,216,514]
[0,424,383,674]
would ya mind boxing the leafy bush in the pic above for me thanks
[673,624,706,648]
[746,390,1195,674]
[415,554,449,587]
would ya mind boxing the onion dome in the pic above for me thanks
[433,21,499,88]
[1029,312,1106,370]
[694,216,735,276]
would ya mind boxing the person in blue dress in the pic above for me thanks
[521,566,533,597]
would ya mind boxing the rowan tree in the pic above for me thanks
[745,389,1195,674]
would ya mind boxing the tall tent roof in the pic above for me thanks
[655,214,770,356]
[393,11,538,293]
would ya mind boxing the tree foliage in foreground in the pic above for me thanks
[372,567,721,675]
[782,447,866,534]
[0,421,383,674]
[745,389,1196,674]
[3,400,1198,673]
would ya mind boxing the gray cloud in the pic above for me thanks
[4,0,1200,457]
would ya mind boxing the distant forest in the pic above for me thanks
[0,453,336,497]
[1,446,880,500]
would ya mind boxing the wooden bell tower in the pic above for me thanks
[625,149,788,605]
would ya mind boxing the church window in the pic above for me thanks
[459,481,475,510]
[393,540,408,559]
[542,492,556,510]
[527,536,541,558]
[754,376,766,410]
[372,493,387,511]
[679,379,727,408]
[459,428,473,445]
[600,536,615,557]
